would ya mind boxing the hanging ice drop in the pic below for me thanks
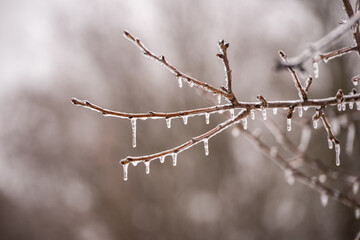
[182,116,188,125]
[189,82,194,87]
[262,109,267,120]
[273,108,277,115]
[230,109,235,120]
[166,118,171,128]
[335,143,340,166]
[178,77,183,88]
[303,106,308,111]
[250,110,255,120]
[313,61,319,78]
[145,161,150,174]
[349,101,354,109]
[205,113,210,124]
[320,192,329,207]
[132,161,139,166]
[313,120,318,129]
[172,153,177,166]
[217,95,221,104]
[328,139,333,149]
[160,156,165,163]
[337,103,341,111]
[353,182,359,195]
[287,118,292,131]
[242,117,247,130]
[123,164,129,181]
[341,103,346,111]
[203,138,209,156]
[131,118,137,148]
[298,107,303,117]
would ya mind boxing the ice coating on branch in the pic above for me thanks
[131,118,137,148]
[328,139,333,149]
[217,95,221,104]
[262,109,267,120]
[178,77,183,88]
[205,113,210,124]
[313,61,319,78]
[145,161,150,174]
[123,164,129,181]
[285,170,295,185]
[335,143,340,166]
[172,153,177,166]
[160,156,165,163]
[182,116,188,125]
[166,118,171,128]
[287,118,292,132]
[273,108,277,115]
[298,107,303,117]
[313,119,318,129]
[230,109,235,120]
[250,110,255,120]
[203,138,209,156]
[242,117,247,130]
[353,182,359,195]
[320,192,329,207]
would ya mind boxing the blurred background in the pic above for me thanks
[0,0,359,239]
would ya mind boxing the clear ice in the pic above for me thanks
[287,118,292,132]
[204,138,209,156]
[335,143,340,166]
[131,118,137,148]
[123,164,128,181]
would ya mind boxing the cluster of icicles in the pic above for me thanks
[121,96,360,181]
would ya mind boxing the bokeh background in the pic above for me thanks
[0,0,360,239]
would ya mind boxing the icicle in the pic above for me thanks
[145,161,150,174]
[287,118,292,132]
[298,107,303,117]
[335,143,340,166]
[242,117,248,130]
[166,118,171,128]
[203,138,209,156]
[160,156,165,164]
[272,108,277,115]
[230,109,235,120]
[285,170,295,185]
[354,80,359,86]
[313,119,318,129]
[349,101,354,109]
[131,161,139,167]
[341,103,346,111]
[205,113,210,124]
[353,182,359,195]
[217,95,221,104]
[189,82,194,88]
[318,174,327,183]
[313,61,319,78]
[357,102,360,111]
[172,153,177,166]
[320,192,329,207]
[262,109,267,120]
[123,164,129,181]
[250,110,255,120]
[131,118,137,148]
[182,116,188,125]
[337,103,342,111]
[177,77,183,88]
[303,106,308,111]
[356,208,360,219]
[328,139,333,149]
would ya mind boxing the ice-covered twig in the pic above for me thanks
[123,31,228,99]
[119,109,249,165]
[320,45,357,63]
[217,40,238,104]
[277,10,360,69]
[279,51,308,101]
[343,0,360,54]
